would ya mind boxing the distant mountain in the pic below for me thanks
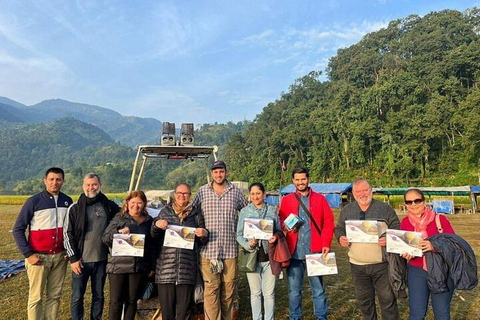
[0,97,162,146]
[0,103,24,123]
[0,97,26,109]
[0,117,133,186]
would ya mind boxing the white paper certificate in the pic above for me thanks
[386,229,423,257]
[163,225,196,250]
[345,220,381,243]
[243,218,274,240]
[306,253,338,276]
[112,233,145,257]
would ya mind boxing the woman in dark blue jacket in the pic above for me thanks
[151,183,208,320]
[102,190,155,320]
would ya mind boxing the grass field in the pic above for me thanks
[1,204,479,319]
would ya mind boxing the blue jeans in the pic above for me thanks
[246,261,276,320]
[408,265,453,320]
[71,260,107,320]
[287,258,327,320]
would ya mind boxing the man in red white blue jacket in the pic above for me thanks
[13,167,73,320]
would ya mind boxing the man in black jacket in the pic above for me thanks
[64,173,120,320]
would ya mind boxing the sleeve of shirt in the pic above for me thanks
[439,215,455,234]
[13,198,35,258]
[278,197,288,231]
[236,208,254,252]
[237,191,249,211]
[64,203,80,263]
[386,205,401,230]
[334,207,348,242]
[319,196,335,249]
[102,215,124,247]
[192,189,202,208]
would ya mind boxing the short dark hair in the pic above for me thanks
[292,167,309,179]
[45,167,65,179]
[249,182,265,193]
[404,188,425,202]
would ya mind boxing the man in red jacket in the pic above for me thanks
[279,167,335,320]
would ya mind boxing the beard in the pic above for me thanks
[84,190,100,199]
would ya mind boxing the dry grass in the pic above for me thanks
[1,204,479,319]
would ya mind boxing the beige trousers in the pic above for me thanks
[200,257,238,320]
[25,251,67,320]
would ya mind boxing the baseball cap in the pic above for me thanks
[211,160,227,171]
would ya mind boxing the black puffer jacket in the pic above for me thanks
[151,204,208,285]
[102,212,155,274]
[426,233,478,293]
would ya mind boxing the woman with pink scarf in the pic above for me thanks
[400,188,455,320]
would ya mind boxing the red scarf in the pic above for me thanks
[407,205,436,270]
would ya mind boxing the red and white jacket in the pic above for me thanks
[13,190,73,257]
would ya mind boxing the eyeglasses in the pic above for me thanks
[175,192,191,197]
[405,198,424,205]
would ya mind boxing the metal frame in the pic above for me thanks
[128,145,218,192]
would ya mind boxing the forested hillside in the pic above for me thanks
[0,119,247,194]
[0,98,163,147]
[226,8,480,189]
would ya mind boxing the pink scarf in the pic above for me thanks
[407,205,436,270]
[407,205,436,239]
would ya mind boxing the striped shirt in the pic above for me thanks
[192,181,248,259]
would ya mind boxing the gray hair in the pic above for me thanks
[352,178,371,190]
[83,172,101,184]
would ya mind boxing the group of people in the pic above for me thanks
[12,162,475,320]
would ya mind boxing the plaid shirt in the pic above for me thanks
[192,180,248,259]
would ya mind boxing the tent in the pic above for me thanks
[373,186,480,213]
[144,190,174,203]
[280,183,352,208]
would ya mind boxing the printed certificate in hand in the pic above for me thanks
[306,253,338,277]
[243,218,274,240]
[112,233,145,257]
[386,229,423,257]
[345,220,380,243]
[163,225,196,250]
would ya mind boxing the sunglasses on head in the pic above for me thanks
[405,198,424,205]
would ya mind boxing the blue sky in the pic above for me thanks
[0,0,477,125]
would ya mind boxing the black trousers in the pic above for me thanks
[350,262,399,320]
[158,283,194,320]
[108,273,145,320]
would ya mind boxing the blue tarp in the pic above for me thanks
[471,186,480,193]
[280,183,352,195]
[264,195,280,207]
[0,259,25,282]
[279,183,351,208]
[432,199,454,214]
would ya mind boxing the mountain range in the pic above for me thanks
[0,97,163,147]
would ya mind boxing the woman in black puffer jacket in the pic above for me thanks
[151,183,208,320]
[102,190,155,320]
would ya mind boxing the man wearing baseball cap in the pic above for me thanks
[192,160,248,320]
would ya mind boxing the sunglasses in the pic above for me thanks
[405,198,424,205]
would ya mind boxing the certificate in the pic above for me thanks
[163,225,196,250]
[386,229,423,257]
[243,218,274,240]
[306,253,338,276]
[112,233,145,257]
[345,220,383,243]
